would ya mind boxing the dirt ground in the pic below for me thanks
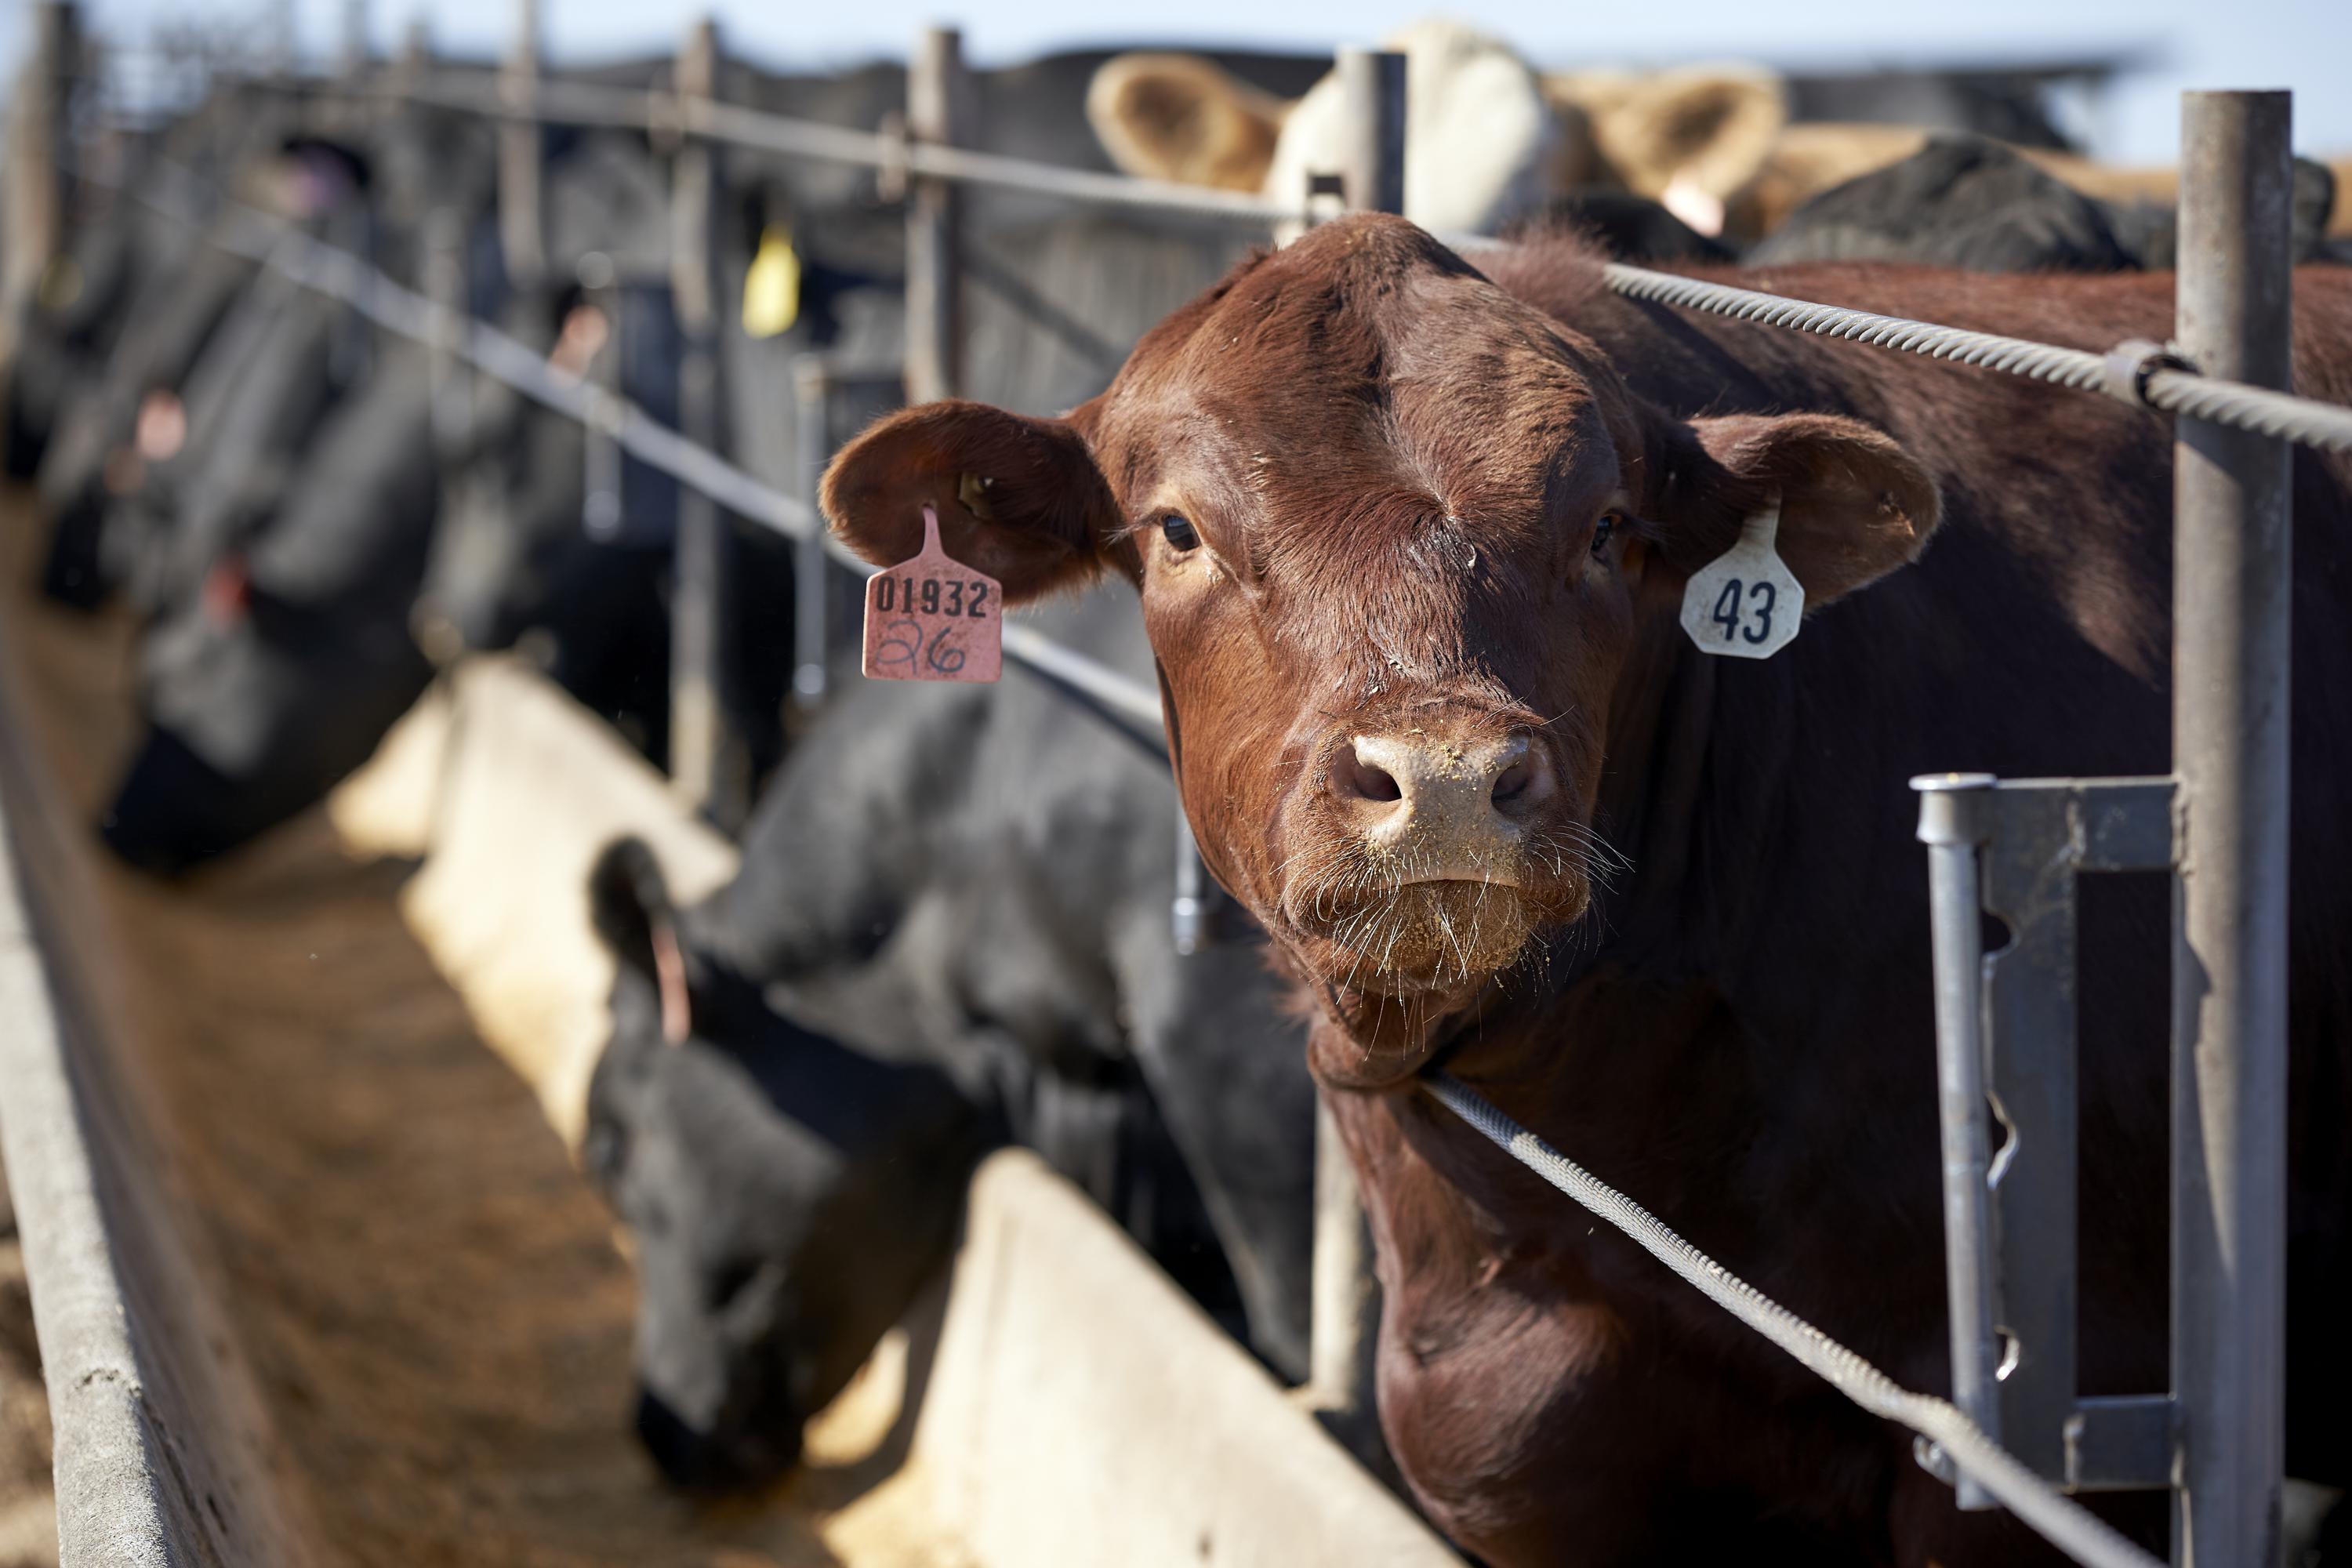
[0,1157,57,1568]
[0,489,960,1567]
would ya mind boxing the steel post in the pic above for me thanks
[1301,44,1409,1440]
[3,2,77,347]
[578,252,624,542]
[669,17,742,823]
[1914,773,2002,1512]
[1307,1097,1380,1424]
[904,27,972,403]
[423,205,470,459]
[2171,88,2294,1568]
[1171,814,1207,955]
[1334,49,1406,217]
[792,354,833,712]
[498,0,545,290]
[341,0,370,77]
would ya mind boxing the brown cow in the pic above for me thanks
[823,216,2352,1563]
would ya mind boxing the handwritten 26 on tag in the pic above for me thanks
[861,503,1004,684]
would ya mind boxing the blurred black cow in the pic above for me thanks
[585,586,1317,1492]
[1749,135,2341,273]
[96,47,1294,876]
[586,837,986,1488]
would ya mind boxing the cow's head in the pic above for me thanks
[585,840,982,1492]
[824,217,1936,1082]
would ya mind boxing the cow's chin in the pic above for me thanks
[1283,878,1571,1004]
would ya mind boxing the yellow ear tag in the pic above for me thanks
[742,225,801,339]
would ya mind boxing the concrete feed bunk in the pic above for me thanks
[0,492,1451,1567]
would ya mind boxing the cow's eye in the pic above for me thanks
[1161,514,1200,551]
[1592,510,1627,557]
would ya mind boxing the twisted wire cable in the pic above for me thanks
[1599,262,2352,456]
[1422,1070,2164,1568]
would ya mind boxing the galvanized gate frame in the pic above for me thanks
[1913,93,2295,1568]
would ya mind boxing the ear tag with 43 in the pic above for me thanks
[1679,500,1803,659]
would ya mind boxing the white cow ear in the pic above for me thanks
[1087,54,1291,192]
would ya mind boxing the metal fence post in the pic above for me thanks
[1334,48,1407,218]
[1304,45,1407,1440]
[578,251,624,541]
[792,354,833,713]
[904,27,972,404]
[2,2,78,350]
[1913,773,2002,1512]
[2171,89,2294,1568]
[498,0,545,291]
[423,205,470,459]
[340,0,370,78]
[669,16,744,823]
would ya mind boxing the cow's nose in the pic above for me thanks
[1330,731,1555,842]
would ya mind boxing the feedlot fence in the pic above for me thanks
[19,14,2352,1566]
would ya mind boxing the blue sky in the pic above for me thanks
[9,0,2350,164]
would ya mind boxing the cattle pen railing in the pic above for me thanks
[15,7,2352,1563]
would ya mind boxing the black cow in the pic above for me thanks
[1750,135,2341,274]
[1746,136,2136,272]
[586,837,986,1490]
[100,338,441,872]
[584,584,1318,1491]
[2,191,154,479]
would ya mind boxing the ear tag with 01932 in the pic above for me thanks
[861,503,1004,684]
[1679,500,1803,659]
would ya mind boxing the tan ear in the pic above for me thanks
[1726,122,1930,238]
[1653,411,1941,605]
[822,400,1122,604]
[1087,53,1292,192]
[1588,66,1788,209]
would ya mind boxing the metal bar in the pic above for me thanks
[2170,89,2294,1568]
[2068,1397,2179,1494]
[2,2,78,342]
[1305,1097,1380,1419]
[905,27,973,404]
[1335,49,1406,217]
[1913,772,2002,1512]
[1171,812,1208,955]
[496,0,543,289]
[236,69,2352,456]
[1423,1069,2165,1568]
[667,16,739,821]
[792,354,832,711]
[1983,783,2085,1483]
[1298,42,1407,1443]
[339,0,368,78]
[578,252,623,539]
[361,73,1307,227]
[423,204,470,459]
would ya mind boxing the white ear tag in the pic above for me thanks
[1679,502,1803,659]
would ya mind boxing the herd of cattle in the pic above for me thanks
[5,20,2352,1566]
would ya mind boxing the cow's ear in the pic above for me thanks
[822,400,1122,604]
[589,837,692,1046]
[1577,66,1786,214]
[1086,53,1290,191]
[1650,411,1941,605]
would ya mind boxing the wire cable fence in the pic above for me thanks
[259,64,2352,455]
[119,168,1177,739]
[1421,1073,2161,1568]
[71,56,2346,1568]
[1599,263,2352,454]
